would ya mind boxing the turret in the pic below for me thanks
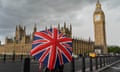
[58,23,60,30]
[33,23,37,32]
[64,22,66,29]
[32,23,37,41]
[0,41,1,45]
[16,25,18,31]
[24,26,26,31]
[70,24,72,36]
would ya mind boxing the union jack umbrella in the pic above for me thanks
[31,28,72,70]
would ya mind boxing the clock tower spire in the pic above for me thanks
[93,0,108,54]
[96,0,101,9]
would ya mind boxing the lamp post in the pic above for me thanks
[12,41,15,62]
[12,50,15,62]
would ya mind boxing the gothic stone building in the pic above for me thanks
[0,25,33,55]
[0,23,94,55]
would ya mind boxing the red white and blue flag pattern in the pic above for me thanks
[31,28,72,70]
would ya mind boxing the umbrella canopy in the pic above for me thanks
[31,28,72,70]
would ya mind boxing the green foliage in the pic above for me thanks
[108,46,120,53]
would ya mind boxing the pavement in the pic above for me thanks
[0,57,79,72]
[0,61,39,72]
[99,60,120,72]
[0,57,94,72]
[0,62,23,72]
[0,57,119,72]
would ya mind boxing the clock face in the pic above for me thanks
[95,14,100,21]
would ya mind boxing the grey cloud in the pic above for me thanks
[0,0,104,31]
[0,0,120,45]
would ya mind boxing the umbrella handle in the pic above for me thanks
[39,63,43,72]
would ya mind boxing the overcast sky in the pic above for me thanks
[0,0,120,46]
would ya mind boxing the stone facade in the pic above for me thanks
[0,25,33,55]
[93,0,108,54]
[73,38,94,55]
[0,23,94,55]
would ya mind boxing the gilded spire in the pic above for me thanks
[96,0,101,9]
[97,0,100,4]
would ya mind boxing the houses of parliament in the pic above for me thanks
[0,0,108,55]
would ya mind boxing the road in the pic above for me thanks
[0,61,39,72]
[101,62,120,72]
[0,57,110,72]
[0,57,95,72]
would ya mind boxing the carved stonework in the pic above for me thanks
[93,0,108,54]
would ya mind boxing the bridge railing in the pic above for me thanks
[0,54,35,62]
[0,54,120,72]
[73,55,120,72]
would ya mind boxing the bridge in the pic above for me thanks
[0,54,120,72]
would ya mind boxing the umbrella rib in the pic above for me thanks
[35,32,53,41]
[57,43,72,62]
[59,33,64,38]
[32,39,48,44]
[31,41,53,56]
[48,44,57,70]
[58,38,72,42]
[48,28,58,70]
[39,48,50,63]
[46,30,52,36]
[62,43,72,51]
[58,49,63,65]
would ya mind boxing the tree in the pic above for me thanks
[108,46,120,53]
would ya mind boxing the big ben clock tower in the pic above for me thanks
[93,0,108,54]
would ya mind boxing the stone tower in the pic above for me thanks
[15,25,26,41]
[32,23,37,40]
[93,0,108,54]
[59,22,72,38]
